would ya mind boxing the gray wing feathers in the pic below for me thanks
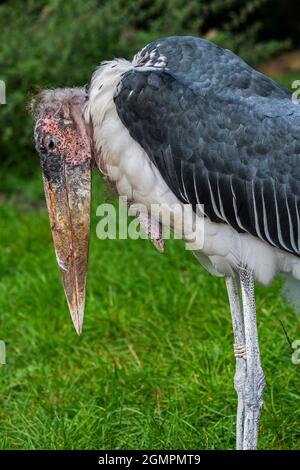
[114,36,300,257]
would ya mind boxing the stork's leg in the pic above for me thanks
[225,276,246,450]
[239,269,265,450]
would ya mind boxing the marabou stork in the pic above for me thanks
[32,36,300,450]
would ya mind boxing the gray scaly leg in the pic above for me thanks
[225,276,247,450]
[239,268,265,450]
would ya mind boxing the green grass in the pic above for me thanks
[1,71,300,450]
[276,71,300,90]
[1,172,300,450]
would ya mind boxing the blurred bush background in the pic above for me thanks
[0,0,299,181]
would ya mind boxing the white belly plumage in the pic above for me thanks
[84,58,300,288]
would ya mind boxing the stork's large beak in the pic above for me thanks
[41,157,91,335]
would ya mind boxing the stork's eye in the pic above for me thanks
[43,135,57,152]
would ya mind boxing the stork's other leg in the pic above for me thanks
[225,276,246,450]
[239,269,265,450]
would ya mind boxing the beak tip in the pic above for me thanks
[75,328,82,336]
[67,300,85,336]
[70,311,84,336]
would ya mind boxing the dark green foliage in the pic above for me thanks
[0,0,294,175]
